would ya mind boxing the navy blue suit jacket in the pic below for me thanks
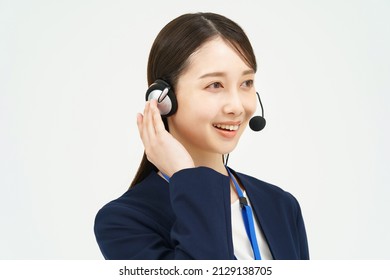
[94,167,309,259]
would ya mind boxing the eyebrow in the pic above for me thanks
[198,69,255,79]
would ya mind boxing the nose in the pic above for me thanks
[222,90,244,116]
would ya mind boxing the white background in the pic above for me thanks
[1,0,389,259]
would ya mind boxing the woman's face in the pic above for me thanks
[168,37,257,158]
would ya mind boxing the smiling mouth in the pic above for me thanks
[213,124,240,131]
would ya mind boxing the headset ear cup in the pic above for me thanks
[145,79,178,117]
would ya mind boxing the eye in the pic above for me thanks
[241,79,254,88]
[206,82,223,89]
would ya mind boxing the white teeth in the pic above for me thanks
[213,124,239,131]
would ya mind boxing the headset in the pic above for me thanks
[145,79,266,131]
[145,79,178,117]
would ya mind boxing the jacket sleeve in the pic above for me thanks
[294,196,310,259]
[94,167,235,260]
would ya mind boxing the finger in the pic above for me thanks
[139,102,151,145]
[136,113,143,136]
[150,99,165,134]
[145,100,157,140]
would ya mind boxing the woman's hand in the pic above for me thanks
[137,99,195,177]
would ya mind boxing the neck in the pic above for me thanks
[188,149,228,176]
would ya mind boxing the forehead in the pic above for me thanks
[183,37,253,77]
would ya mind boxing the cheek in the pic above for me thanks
[169,96,214,135]
[244,95,257,118]
[176,102,214,126]
[176,93,216,121]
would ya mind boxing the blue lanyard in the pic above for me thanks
[161,172,171,182]
[160,168,261,260]
[226,167,262,260]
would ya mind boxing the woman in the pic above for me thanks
[94,12,309,260]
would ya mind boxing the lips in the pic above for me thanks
[212,122,241,139]
[213,124,240,131]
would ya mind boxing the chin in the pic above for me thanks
[215,141,240,155]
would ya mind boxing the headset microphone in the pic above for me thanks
[249,92,266,132]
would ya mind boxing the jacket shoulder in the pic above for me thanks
[94,171,174,245]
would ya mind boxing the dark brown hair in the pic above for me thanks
[130,12,257,187]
